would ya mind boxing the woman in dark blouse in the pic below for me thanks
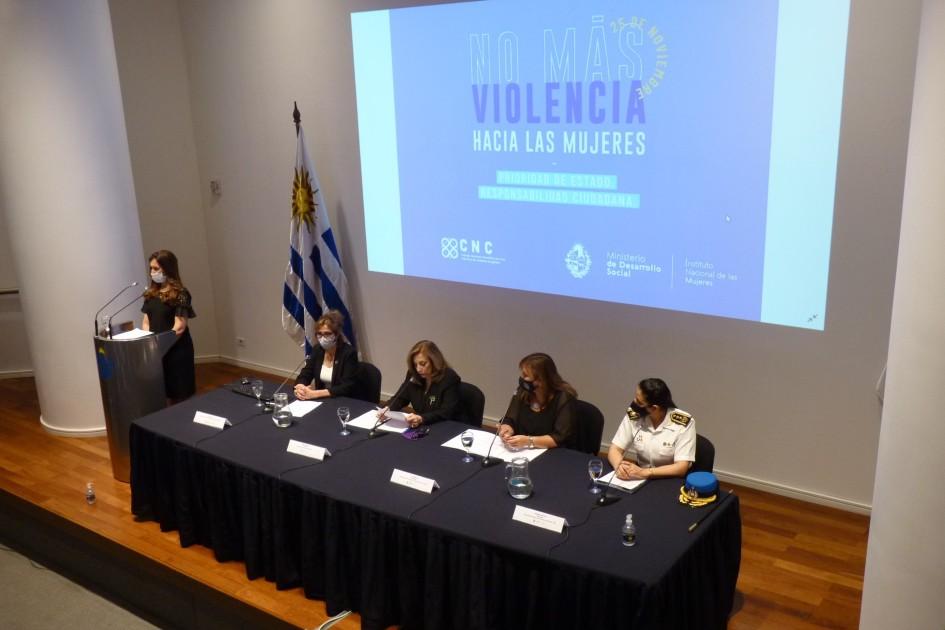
[498,352,577,450]
[293,310,359,400]
[379,340,461,428]
[140,250,196,403]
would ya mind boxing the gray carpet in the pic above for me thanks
[0,543,157,629]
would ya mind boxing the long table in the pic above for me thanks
[130,385,741,629]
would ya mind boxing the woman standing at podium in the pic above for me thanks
[498,353,577,450]
[140,250,196,404]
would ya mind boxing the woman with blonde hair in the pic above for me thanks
[379,340,461,428]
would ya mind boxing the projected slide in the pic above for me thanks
[352,0,850,330]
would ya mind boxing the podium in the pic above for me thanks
[94,331,177,482]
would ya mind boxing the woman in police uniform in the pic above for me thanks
[607,378,695,479]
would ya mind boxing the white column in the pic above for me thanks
[860,0,945,627]
[0,0,146,435]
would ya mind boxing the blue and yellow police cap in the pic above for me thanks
[679,471,719,507]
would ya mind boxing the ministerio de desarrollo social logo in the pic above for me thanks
[565,243,592,279]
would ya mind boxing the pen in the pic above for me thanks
[688,488,733,533]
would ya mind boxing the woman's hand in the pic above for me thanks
[294,384,317,400]
[376,406,389,419]
[497,423,514,439]
[405,413,423,428]
[502,434,530,450]
[617,462,651,480]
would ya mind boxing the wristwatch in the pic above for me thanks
[528,436,535,449]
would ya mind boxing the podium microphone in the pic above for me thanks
[481,416,509,468]
[105,290,145,339]
[94,281,138,335]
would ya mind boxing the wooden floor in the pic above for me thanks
[0,364,869,629]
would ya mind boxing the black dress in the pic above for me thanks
[388,367,462,425]
[141,289,196,400]
[503,390,577,448]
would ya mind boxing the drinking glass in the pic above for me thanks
[588,458,603,494]
[272,393,292,427]
[460,430,474,463]
[337,406,351,436]
[251,380,264,407]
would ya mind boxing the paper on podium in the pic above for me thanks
[111,328,153,340]
[347,409,409,433]
[441,429,546,462]
[595,471,646,493]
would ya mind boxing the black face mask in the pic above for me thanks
[519,377,536,393]
[629,401,648,416]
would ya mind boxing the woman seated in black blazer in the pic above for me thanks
[378,340,461,428]
[293,310,359,400]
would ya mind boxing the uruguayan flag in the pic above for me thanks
[282,127,355,353]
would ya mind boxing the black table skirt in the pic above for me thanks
[130,389,740,630]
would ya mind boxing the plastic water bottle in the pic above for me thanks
[85,481,96,505]
[621,514,636,547]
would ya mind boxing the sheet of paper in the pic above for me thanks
[285,400,321,417]
[346,409,409,433]
[512,505,568,533]
[441,429,546,462]
[111,328,153,340]
[286,439,330,461]
[193,410,229,430]
[347,409,385,430]
[390,468,439,493]
[596,471,647,493]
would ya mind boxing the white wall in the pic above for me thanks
[107,0,922,508]
[108,0,219,357]
[861,0,945,625]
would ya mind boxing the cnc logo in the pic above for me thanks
[441,238,460,259]
[441,237,495,260]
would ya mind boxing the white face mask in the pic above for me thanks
[150,271,166,284]
[318,334,337,350]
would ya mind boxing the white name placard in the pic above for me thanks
[390,468,439,494]
[512,505,568,534]
[193,411,229,430]
[286,439,330,461]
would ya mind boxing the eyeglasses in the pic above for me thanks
[315,332,335,338]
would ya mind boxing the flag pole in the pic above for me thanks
[293,101,301,137]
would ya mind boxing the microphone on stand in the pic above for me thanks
[596,467,625,506]
[94,281,138,336]
[105,290,146,339]
[370,372,416,438]
[272,355,310,402]
[481,416,510,468]
[597,407,644,506]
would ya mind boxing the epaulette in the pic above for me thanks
[670,409,692,427]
